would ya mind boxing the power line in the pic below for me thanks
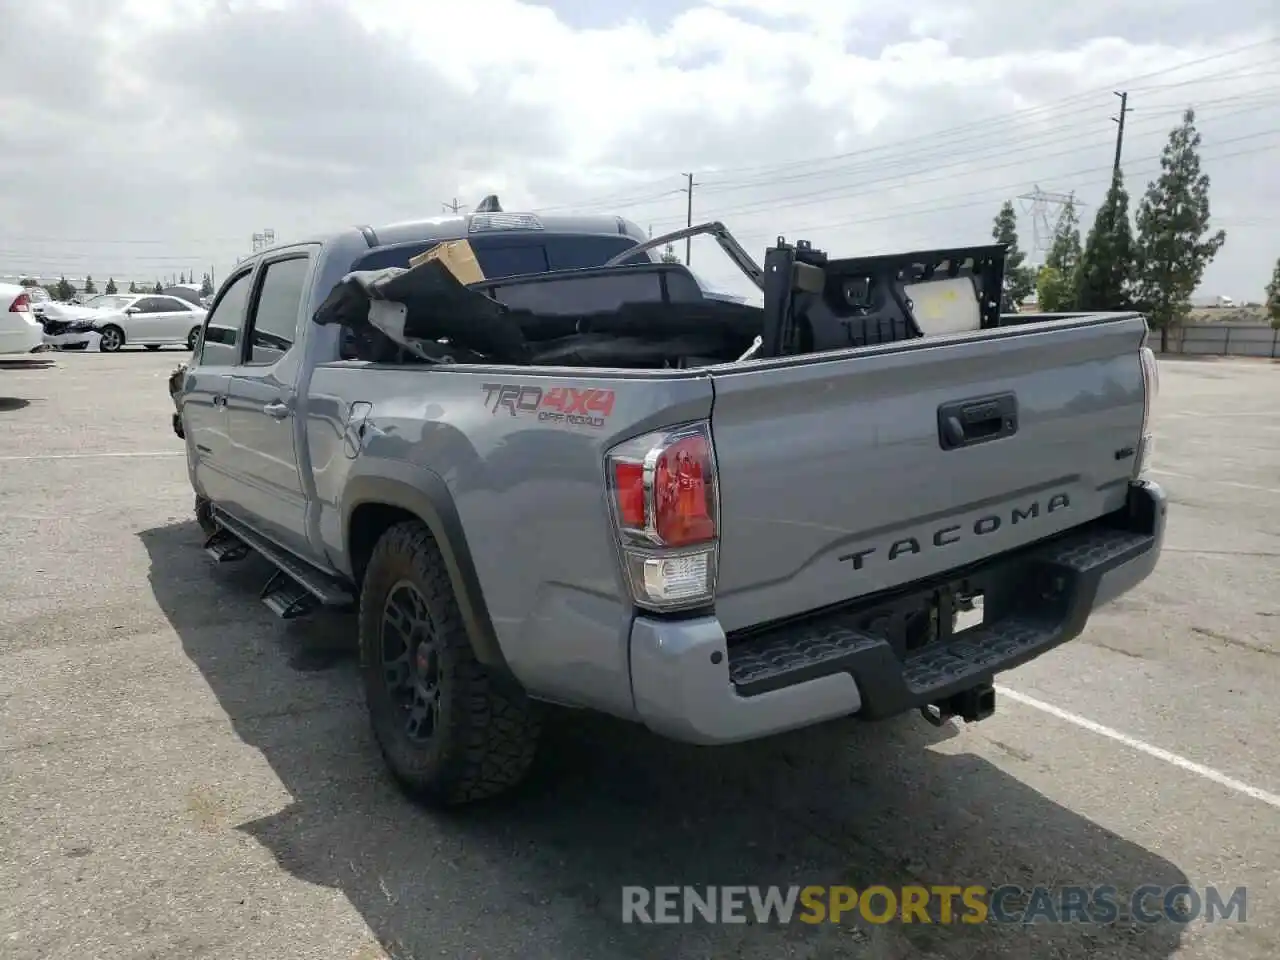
[534,41,1278,217]
[647,103,1279,227]
[687,90,1273,204]
[532,185,684,215]
[568,87,1276,222]
[683,37,1280,181]
[725,136,1279,241]
[696,67,1279,195]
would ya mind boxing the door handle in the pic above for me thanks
[263,400,290,419]
[212,395,227,408]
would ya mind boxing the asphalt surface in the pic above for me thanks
[1,349,1277,960]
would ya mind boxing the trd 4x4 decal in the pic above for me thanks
[481,383,616,429]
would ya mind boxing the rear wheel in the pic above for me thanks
[195,495,217,538]
[359,520,541,806]
[97,325,124,352]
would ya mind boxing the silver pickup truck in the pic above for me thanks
[171,206,1166,807]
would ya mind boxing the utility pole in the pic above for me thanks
[1110,91,1132,229]
[681,173,695,265]
[442,198,467,214]
[1111,91,1131,177]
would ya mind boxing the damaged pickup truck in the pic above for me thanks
[171,205,1166,807]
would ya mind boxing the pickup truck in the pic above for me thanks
[171,205,1167,807]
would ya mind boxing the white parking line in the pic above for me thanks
[1148,468,1280,495]
[995,685,1280,810]
[0,451,185,462]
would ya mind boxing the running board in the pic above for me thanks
[205,528,250,563]
[209,508,356,618]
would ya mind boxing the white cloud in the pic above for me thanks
[0,0,1275,300]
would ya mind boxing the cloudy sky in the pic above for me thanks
[1,0,1276,300]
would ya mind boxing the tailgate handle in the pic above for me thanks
[938,393,1017,450]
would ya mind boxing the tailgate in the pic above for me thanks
[707,314,1148,633]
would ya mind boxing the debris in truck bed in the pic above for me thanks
[313,257,765,368]
[311,220,1010,369]
[313,261,531,364]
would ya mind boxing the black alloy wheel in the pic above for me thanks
[380,581,444,744]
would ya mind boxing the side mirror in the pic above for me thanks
[125,306,139,315]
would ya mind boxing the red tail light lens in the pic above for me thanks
[608,423,718,547]
[613,460,646,529]
[606,421,720,611]
[653,434,715,546]
[9,293,30,313]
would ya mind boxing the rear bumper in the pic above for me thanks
[0,322,47,356]
[628,480,1167,745]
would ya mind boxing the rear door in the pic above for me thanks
[223,251,314,554]
[152,296,199,342]
[706,315,1149,632]
[183,269,255,506]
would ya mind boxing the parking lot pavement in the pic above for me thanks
[1,352,1276,960]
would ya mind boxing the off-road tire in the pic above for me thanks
[359,520,541,806]
[195,495,218,538]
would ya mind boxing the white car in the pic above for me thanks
[53,293,208,352]
[0,283,53,365]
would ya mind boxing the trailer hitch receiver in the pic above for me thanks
[920,683,997,727]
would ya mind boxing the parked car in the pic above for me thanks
[170,210,1166,808]
[44,293,207,351]
[0,283,54,365]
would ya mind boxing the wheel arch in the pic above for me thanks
[343,468,513,681]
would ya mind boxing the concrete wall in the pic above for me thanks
[1159,323,1280,359]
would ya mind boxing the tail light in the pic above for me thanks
[1135,340,1159,478]
[606,420,719,611]
[9,293,31,313]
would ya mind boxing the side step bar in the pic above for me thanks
[205,508,356,620]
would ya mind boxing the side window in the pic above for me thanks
[133,297,165,313]
[161,298,192,312]
[198,271,253,366]
[246,256,309,365]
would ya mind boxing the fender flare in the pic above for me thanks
[342,464,512,679]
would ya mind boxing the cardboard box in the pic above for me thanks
[408,239,486,285]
